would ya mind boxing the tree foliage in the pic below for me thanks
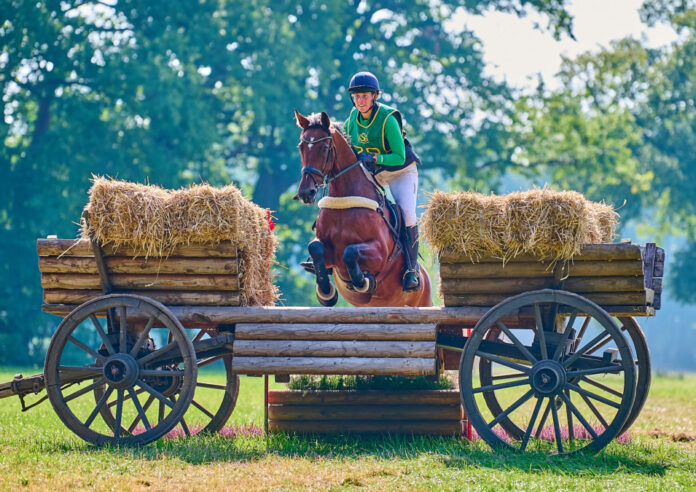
[0,0,576,364]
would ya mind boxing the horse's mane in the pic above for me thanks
[305,112,351,145]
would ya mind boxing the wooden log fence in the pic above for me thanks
[268,390,463,435]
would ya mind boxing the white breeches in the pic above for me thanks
[374,163,419,227]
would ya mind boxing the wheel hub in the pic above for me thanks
[103,354,140,390]
[530,359,566,396]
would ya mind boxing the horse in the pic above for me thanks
[294,109,432,307]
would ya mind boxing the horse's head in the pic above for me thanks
[294,109,335,204]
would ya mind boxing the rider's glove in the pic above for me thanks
[357,152,377,172]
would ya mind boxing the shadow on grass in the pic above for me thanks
[56,432,669,477]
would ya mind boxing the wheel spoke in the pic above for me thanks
[90,314,116,355]
[196,381,228,391]
[550,399,564,454]
[565,390,574,443]
[534,303,548,360]
[192,330,207,343]
[129,388,151,431]
[553,309,577,361]
[534,399,552,439]
[575,316,592,348]
[191,399,216,419]
[475,351,531,374]
[473,378,530,394]
[585,335,613,357]
[559,391,598,439]
[137,379,176,409]
[138,340,179,366]
[130,315,156,358]
[119,306,127,353]
[520,396,545,452]
[490,372,528,381]
[495,321,537,364]
[580,376,623,398]
[180,417,191,437]
[567,383,621,409]
[198,355,223,369]
[63,378,108,403]
[564,329,611,368]
[128,394,155,433]
[158,401,165,424]
[113,389,124,437]
[67,336,105,363]
[85,386,114,429]
[108,387,145,408]
[566,365,624,378]
[579,392,609,429]
[488,389,534,429]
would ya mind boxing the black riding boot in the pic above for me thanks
[402,225,421,291]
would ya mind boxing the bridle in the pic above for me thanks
[298,127,362,194]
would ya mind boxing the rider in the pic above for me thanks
[344,71,422,291]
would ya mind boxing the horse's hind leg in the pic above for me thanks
[343,244,377,294]
[308,239,338,306]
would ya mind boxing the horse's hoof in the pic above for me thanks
[353,272,376,294]
[316,284,338,307]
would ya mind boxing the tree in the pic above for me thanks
[0,0,576,364]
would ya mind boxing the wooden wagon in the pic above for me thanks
[0,236,663,455]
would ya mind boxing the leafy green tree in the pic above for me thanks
[0,0,575,364]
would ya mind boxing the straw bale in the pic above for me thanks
[421,188,618,263]
[81,176,278,306]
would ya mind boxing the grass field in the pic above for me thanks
[0,368,694,491]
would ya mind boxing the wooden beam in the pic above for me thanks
[38,256,238,275]
[444,290,653,307]
[41,273,240,291]
[37,238,238,258]
[440,260,644,279]
[235,323,436,341]
[230,356,436,376]
[439,242,642,263]
[43,289,241,306]
[268,404,461,421]
[233,340,436,358]
[440,276,647,295]
[268,390,459,405]
[268,419,462,435]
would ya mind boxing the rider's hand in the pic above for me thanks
[357,152,377,171]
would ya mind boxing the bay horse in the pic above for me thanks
[294,110,431,307]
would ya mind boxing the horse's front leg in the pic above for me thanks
[343,241,381,294]
[308,239,338,306]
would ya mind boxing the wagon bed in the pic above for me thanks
[0,236,664,455]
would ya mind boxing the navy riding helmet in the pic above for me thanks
[348,71,380,93]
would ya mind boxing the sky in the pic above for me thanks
[459,0,678,89]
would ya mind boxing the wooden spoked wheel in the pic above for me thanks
[478,315,650,439]
[44,294,197,446]
[95,329,239,437]
[460,290,636,455]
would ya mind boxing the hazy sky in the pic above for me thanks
[460,0,678,89]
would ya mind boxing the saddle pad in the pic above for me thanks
[318,196,379,211]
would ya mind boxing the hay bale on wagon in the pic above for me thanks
[421,188,618,263]
[81,176,278,306]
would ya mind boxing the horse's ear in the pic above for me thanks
[320,112,331,130]
[295,109,309,129]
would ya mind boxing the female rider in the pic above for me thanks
[344,71,422,291]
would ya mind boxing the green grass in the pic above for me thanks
[0,368,694,491]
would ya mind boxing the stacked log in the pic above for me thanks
[439,242,664,316]
[232,322,438,377]
[38,237,241,307]
[268,390,463,435]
